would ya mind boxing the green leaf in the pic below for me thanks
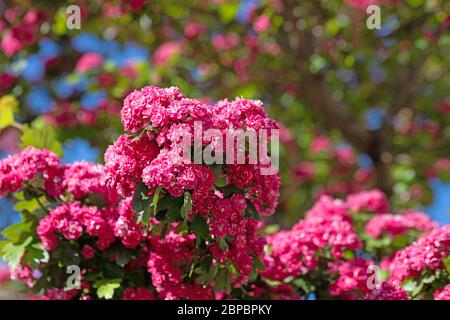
[166,198,183,222]
[95,280,121,300]
[244,201,259,219]
[342,249,355,260]
[0,237,32,269]
[214,268,232,294]
[1,243,25,269]
[132,182,150,213]
[22,243,49,268]
[220,184,244,198]
[263,224,280,235]
[20,119,63,156]
[191,216,209,244]
[1,221,32,243]
[0,106,15,130]
[151,186,163,215]
[293,278,314,293]
[253,257,265,271]
[218,238,229,251]
[422,273,436,284]
[443,258,450,274]
[197,263,219,285]
[141,206,152,226]
[180,191,192,219]
[14,195,44,214]
[0,95,18,130]
[219,2,238,23]
[212,165,227,188]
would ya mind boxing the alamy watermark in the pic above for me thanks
[66,5,81,30]
[366,5,381,30]
[366,264,382,291]
[66,265,81,290]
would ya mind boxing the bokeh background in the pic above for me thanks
[0,0,449,256]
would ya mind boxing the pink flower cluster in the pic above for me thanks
[147,232,213,300]
[75,53,104,73]
[0,146,62,197]
[105,86,280,205]
[41,288,79,300]
[434,284,450,300]
[119,86,186,134]
[36,202,115,251]
[328,258,373,299]
[105,86,282,293]
[346,189,390,214]
[263,195,361,280]
[63,161,118,203]
[105,85,281,226]
[365,212,437,238]
[365,281,410,300]
[0,9,43,57]
[104,134,160,197]
[37,196,147,252]
[386,225,450,282]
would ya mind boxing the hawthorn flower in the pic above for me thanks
[0,146,62,197]
[365,281,410,300]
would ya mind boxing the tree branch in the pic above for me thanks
[282,0,371,153]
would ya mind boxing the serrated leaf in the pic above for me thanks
[214,268,232,294]
[218,238,229,251]
[0,107,15,130]
[14,196,43,214]
[151,186,163,215]
[0,236,32,269]
[198,263,219,285]
[23,243,49,268]
[180,191,192,219]
[244,201,259,219]
[1,221,32,243]
[0,95,18,130]
[96,281,121,300]
[132,182,149,213]
[1,243,25,269]
[191,216,209,244]
[20,119,62,156]
[342,249,355,260]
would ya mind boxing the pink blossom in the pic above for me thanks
[1,31,22,57]
[81,245,96,259]
[63,161,118,203]
[37,201,116,251]
[0,146,62,197]
[328,258,373,299]
[365,212,437,238]
[253,15,271,33]
[365,281,410,300]
[184,22,204,38]
[75,53,104,72]
[434,284,450,300]
[346,189,390,214]
[293,161,315,181]
[310,136,332,154]
[212,33,239,51]
[387,225,450,282]
[153,42,183,66]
